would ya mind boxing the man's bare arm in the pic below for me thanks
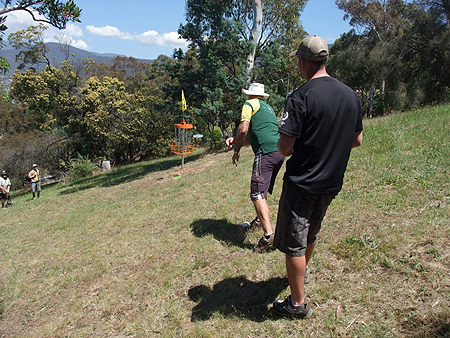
[277,133,296,157]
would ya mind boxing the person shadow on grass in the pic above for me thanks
[188,276,289,322]
[190,218,255,250]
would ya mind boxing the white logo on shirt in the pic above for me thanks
[280,111,289,126]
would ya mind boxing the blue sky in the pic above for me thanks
[4,0,353,60]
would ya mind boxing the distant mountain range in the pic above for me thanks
[0,42,154,77]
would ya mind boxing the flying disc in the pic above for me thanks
[193,134,203,138]
[241,221,251,227]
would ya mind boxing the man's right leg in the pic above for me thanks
[305,242,316,266]
[252,198,277,252]
[252,198,272,236]
[286,240,317,306]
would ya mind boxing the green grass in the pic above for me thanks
[1,105,449,337]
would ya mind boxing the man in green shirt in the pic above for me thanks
[226,83,284,252]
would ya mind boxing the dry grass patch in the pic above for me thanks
[0,105,449,337]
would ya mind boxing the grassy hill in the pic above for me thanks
[0,105,449,337]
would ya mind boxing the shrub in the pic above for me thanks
[70,156,98,180]
[208,129,224,150]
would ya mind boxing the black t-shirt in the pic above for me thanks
[279,76,363,195]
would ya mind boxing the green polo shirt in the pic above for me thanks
[241,98,279,154]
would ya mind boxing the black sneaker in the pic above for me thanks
[273,295,313,319]
[250,217,261,227]
[253,233,275,253]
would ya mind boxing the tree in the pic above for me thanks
[8,24,51,70]
[173,0,306,141]
[246,0,262,81]
[416,0,450,27]
[9,61,80,129]
[329,31,379,116]
[335,0,413,114]
[0,0,81,73]
[333,0,450,111]
[401,1,450,103]
[78,74,174,164]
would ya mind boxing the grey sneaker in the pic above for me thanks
[253,233,275,253]
[273,295,313,319]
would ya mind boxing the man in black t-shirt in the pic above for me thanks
[272,35,363,319]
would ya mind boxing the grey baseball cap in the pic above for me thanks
[290,35,329,61]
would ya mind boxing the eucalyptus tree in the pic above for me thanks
[170,0,306,139]
[415,0,450,27]
[335,0,413,114]
[403,0,450,103]
[334,0,450,111]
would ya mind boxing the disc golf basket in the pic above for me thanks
[172,119,195,168]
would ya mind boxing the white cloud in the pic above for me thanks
[3,10,90,51]
[68,39,89,50]
[43,23,90,51]
[86,24,188,49]
[3,11,40,34]
[63,23,84,38]
[138,30,164,46]
[86,25,133,40]
[160,32,188,49]
[43,35,90,51]
[135,30,188,49]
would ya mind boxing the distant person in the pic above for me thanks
[0,171,11,209]
[226,83,285,252]
[28,164,41,199]
[272,35,363,318]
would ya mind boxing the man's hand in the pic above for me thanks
[225,137,235,148]
[232,151,240,167]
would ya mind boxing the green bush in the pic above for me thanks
[209,129,224,150]
[70,156,98,180]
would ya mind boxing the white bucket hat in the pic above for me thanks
[242,83,270,97]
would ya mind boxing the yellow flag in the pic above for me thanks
[182,90,187,112]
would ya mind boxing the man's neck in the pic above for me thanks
[308,67,330,81]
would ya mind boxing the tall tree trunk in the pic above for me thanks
[246,0,262,85]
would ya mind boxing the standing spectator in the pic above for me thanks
[0,171,11,209]
[226,83,285,252]
[272,35,363,318]
[28,164,41,199]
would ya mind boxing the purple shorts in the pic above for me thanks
[250,151,284,201]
